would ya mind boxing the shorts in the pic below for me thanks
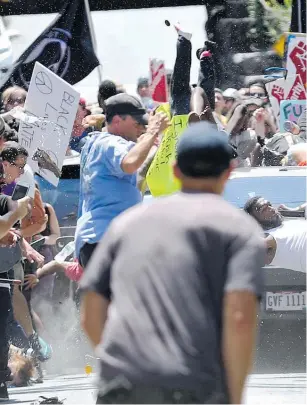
[64,260,84,283]
[79,243,98,269]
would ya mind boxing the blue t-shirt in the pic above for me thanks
[69,131,89,153]
[75,132,142,258]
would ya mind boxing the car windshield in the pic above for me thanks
[224,173,306,209]
[144,171,306,210]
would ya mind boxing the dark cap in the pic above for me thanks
[177,122,236,178]
[105,93,148,125]
[98,80,117,100]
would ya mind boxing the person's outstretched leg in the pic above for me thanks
[7,310,31,350]
[170,24,192,116]
[196,41,216,111]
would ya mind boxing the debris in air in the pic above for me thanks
[31,396,65,405]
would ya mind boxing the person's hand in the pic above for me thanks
[22,240,45,266]
[0,230,19,247]
[82,114,105,130]
[24,274,39,290]
[147,112,170,137]
[15,196,31,220]
[231,103,246,119]
[1,106,25,122]
[263,108,273,122]
[38,214,48,225]
[26,248,44,266]
[253,108,265,122]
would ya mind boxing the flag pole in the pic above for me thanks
[84,0,103,84]
[297,0,302,33]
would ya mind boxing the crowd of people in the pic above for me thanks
[0,22,306,403]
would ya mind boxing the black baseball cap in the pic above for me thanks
[177,122,237,178]
[105,93,149,125]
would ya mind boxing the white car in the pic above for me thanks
[37,162,307,320]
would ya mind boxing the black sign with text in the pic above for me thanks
[0,0,100,92]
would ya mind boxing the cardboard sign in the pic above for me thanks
[265,74,306,120]
[150,59,168,103]
[18,62,80,186]
[286,34,306,88]
[280,100,306,131]
[146,114,188,197]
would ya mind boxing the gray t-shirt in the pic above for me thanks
[81,192,265,398]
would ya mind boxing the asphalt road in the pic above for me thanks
[8,373,307,404]
[9,297,303,404]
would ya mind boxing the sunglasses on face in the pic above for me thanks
[249,92,267,99]
[7,97,25,105]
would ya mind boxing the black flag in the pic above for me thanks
[0,0,100,91]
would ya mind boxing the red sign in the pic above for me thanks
[289,40,307,88]
[150,59,168,103]
[287,75,306,100]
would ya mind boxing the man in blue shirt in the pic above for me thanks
[75,94,168,268]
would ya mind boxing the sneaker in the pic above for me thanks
[0,382,8,401]
[174,22,192,41]
[29,333,52,362]
[38,336,52,361]
[196,40,216,60]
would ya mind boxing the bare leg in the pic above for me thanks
[31,310,45,336]
[190,87,216,125]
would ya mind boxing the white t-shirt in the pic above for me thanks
[269,220,307,273]
[16,164,36,199]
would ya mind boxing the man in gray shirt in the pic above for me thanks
[80,122,265,404]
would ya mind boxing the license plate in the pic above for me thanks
[266,291,306,311]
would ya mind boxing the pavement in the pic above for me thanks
[8,373,307,404]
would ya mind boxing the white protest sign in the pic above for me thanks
[265,74,306,120]
[285,33,306,88]
[18,62,80,186]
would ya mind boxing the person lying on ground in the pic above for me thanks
[8,345,34,387]
[244,196,306,273]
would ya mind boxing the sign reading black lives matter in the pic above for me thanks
[18,62,80,186]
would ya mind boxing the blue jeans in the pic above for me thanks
[0,276,11,382]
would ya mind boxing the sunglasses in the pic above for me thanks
[7,97,26,105]
[249,92,267,99]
